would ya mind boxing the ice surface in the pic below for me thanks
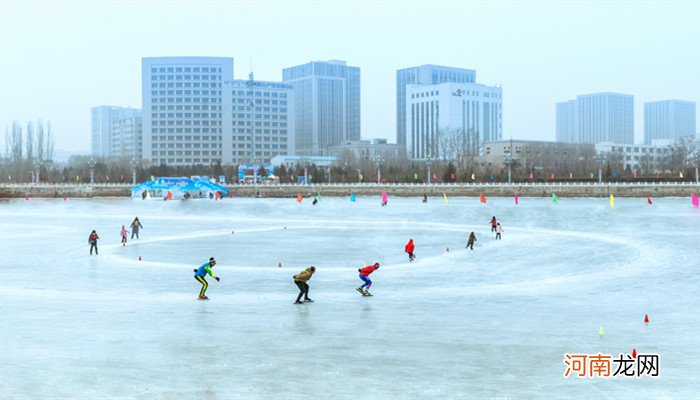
[1,196,699,398]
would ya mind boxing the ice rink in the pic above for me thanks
[1,195,698,399]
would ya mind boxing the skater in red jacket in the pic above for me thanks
[357,262,380,296]
[405,239,415,261]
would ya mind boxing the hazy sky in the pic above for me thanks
[0,0,698,153]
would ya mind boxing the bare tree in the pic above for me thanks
[36,119,45,162]
[9,122,23,163]
[25,121,34,163]
[45,120,55,162]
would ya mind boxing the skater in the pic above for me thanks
[293,266,316,304]
[312,198,318,205]
[466,232,477,250]
[357,262,380,296]
[130,217,143,239]
[490,216,498,232]
[120,225,129,246]
[193,257,220,300]
[88,230,99,255]
[405,239,415,261]
[495,223,503,240]
[422,194,428,203]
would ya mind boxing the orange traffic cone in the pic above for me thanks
[632,348,637,358]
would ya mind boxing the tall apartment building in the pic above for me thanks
[396,65,476,148]
[282,60,360,156]
[644,100,696,144]
[556,92,634,144]
[142,57,294,166]
[91,106,141,156]
[406,82,502,160]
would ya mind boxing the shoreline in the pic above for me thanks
[2,182,699,199]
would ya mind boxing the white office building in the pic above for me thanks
[596,140,671,172]
[644,100,696,144]
[556,92,634,144]
[91,106,141,156]
[396,65,476,148]
[226,76,295,164]
[282,60,360,156]
[142,57,295,166]
[142,57,232,166]
[406,82,502,160]
[325,138,405,160]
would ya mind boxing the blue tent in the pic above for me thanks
[131,177,228,199]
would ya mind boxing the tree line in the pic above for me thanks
[1,122,698,184]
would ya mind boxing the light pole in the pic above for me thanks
[375,156,383,184]
[88,158,96,187]
[504,154,514,184]
[504,137,515,184]
[426,156,433,184]
[594,154,605,184]
[33,160,41,183]
[303,157,309,185]
[130,158,138,185]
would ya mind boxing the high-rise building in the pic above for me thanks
[142,57,294,166]
[282,60,360,156]
[556,93,634,145]
[396,65,476,148]
[226,75,295,164]
[110,112,143,159]
[142,57,232,166]
[91,106,141,156]
[405,82,502,160]
[555,100,578,143]
[644,100,696,144]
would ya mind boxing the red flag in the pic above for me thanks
[480,193,486,203]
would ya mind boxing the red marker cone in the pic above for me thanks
[138,256,142,261]
[278,262,282,268]
[632,348,637,358]
[25,194,29,201]
[63,196,67,201]
[644,314,649,324]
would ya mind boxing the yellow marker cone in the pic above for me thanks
[599,326,605,337]
[609,194,615,207]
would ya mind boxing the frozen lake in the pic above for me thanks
[1,195,698,399]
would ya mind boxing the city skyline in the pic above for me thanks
[1,1,699,154]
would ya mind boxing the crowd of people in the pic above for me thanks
[88,205,506,303]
